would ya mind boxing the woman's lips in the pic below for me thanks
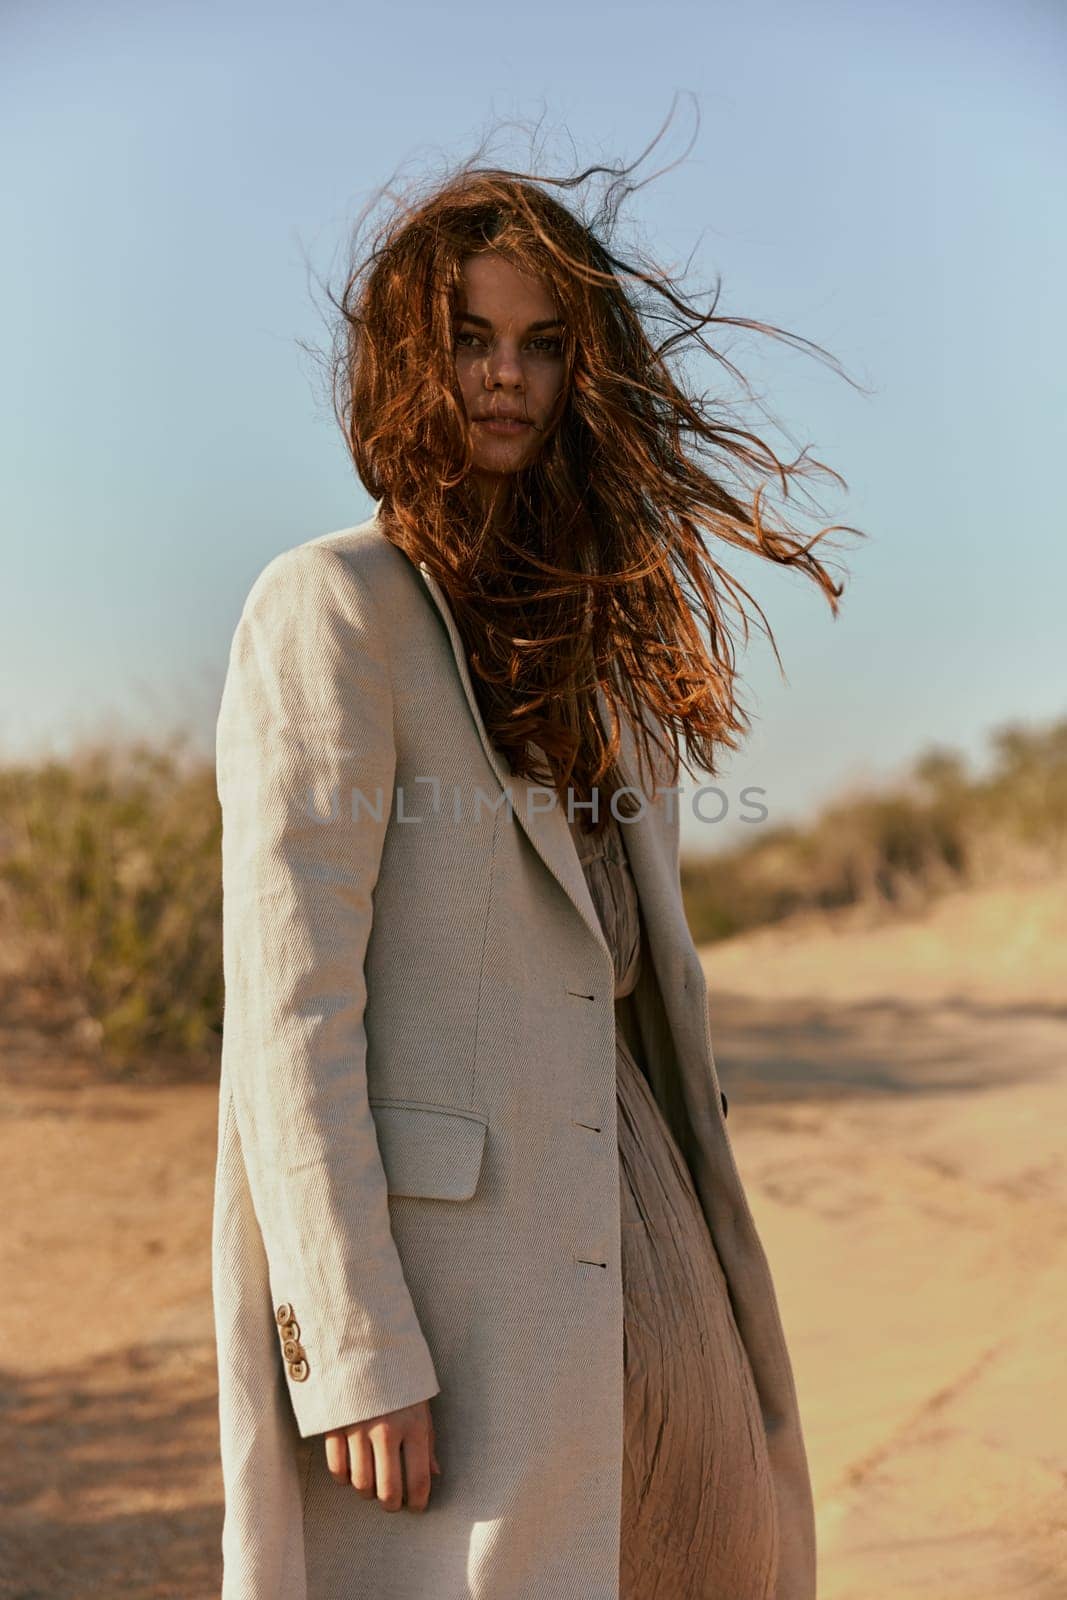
[475,418,532,435]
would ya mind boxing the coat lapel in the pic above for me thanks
[378,498,699,1023]
[407,526,723,1174]
[411,553,612,963]
[409,546,697,996]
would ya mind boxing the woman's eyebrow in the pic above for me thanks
[455,312,564,331]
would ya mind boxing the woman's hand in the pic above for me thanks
[324,1398,441,1512]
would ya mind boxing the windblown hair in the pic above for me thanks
[324,128,864,834]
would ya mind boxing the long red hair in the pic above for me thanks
[323,136,864,833]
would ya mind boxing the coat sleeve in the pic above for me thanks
[215,541,440,1439]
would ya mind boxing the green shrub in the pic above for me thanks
[0,734,222,1066]
[680,713,1067,944]
[1,711,1063,1069]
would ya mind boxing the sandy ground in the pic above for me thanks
[3,874,1065,1598]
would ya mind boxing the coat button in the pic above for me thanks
[282,1338,302,1361]
[280,1319,301,1342]
[275,1302,294,1325]
[289,1358,310,1382]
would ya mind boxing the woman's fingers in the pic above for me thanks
[323,1399,439,1510]
[429,1412,441,1477]
[348,1428,376,1499]
[324,1428,349,1484]
[402,1428,433,1513]
[370,1419,405,1511]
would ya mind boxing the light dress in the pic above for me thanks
[565,806,780,1599]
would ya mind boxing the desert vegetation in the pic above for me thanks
[0,713,1063,1069]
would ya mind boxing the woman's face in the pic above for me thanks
[452,252,566,481]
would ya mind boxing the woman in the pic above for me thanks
[213,157,856,1600]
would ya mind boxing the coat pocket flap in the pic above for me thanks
[368,1100,489,1201]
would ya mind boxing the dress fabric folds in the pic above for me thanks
[567,808,780,1600]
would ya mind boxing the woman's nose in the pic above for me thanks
[484,345,524,388]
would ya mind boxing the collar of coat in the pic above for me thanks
[390,510,685,974]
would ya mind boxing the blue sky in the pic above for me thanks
[3,0,1064,854]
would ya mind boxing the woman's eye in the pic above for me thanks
[452,333,563,354]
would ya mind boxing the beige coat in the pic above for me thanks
[211,505,816,1599]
